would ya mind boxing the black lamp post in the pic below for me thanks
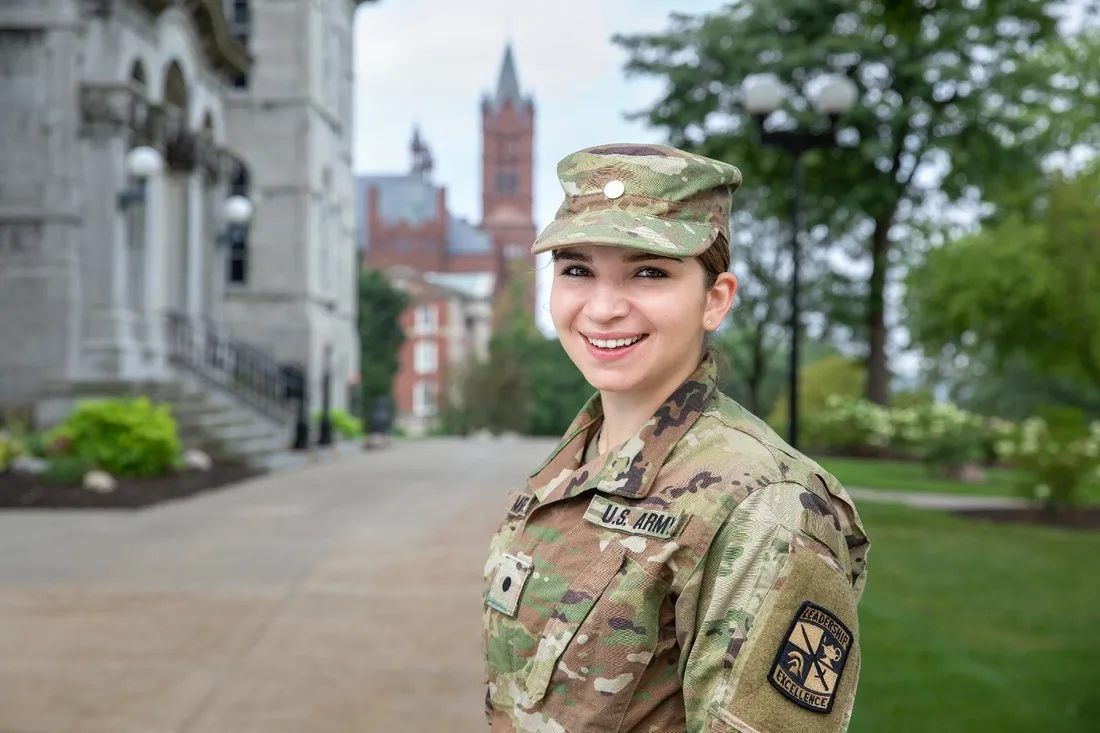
[741,72,858,450]
[318,342,334,445]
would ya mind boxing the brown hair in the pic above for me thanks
[697,233,731,290]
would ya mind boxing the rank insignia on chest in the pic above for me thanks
[768,601,853,714]
[486,553,533,618]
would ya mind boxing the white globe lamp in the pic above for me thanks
[812,74,859,117]
[223,195,254,226]
[741,74,785,116]
[125,145,163,179]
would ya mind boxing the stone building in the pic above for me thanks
[0,0,373,465]
[358,43,537,430]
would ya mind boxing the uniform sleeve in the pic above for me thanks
[678,480,864,733]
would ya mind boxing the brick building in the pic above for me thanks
[358,44,537,432]
[382,266,493,434]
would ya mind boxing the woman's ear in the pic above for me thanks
[703,272,738,330]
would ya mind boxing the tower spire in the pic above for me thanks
[409,124,433,179]
[492,43,524,110]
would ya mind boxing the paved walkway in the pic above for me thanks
[0,437,1016,732]
[0,437,556,733]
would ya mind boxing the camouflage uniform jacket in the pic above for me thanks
[482,355,871,733]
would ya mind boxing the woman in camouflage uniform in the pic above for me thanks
[482,143,870,733]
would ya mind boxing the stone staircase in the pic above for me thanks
[35,312,306,471]
[153,376,296,469]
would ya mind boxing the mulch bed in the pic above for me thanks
[0,462,265,510]
[952,506,1100,530]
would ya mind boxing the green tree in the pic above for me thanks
[906,164,1100,400]
[357,268,410,409]
[613,1,1099,406]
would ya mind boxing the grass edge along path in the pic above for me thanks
[849,501,1100,733]
[817,456,1100,505]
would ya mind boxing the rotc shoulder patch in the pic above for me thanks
[768,601,853,714]
[583,495,682,541]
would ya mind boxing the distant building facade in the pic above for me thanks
[382,267,493,435]
[220,0,363,415]
[358,43,537,430]
[0,0,376,462]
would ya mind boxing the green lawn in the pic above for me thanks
[849,502,1100,733]
[815,455,1100,504]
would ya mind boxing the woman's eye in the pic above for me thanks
[637,267,669,279]
[559,265,591,277]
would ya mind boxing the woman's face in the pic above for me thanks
[549,244,736,399]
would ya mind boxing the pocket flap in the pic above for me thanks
[524,543,627,703]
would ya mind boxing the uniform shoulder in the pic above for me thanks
[686,391,834,490]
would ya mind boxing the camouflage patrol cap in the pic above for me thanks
[531,143,742,257]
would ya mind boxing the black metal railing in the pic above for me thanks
[165,311,304,426]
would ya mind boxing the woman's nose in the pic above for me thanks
[583,280,630,322]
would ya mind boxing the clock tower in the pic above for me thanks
[480,44,537,312]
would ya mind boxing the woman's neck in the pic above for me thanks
[597,358,704,453]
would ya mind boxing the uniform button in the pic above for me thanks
[502,576,512,592]
[603,180,625,199]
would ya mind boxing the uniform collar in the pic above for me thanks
[527,354,719,502]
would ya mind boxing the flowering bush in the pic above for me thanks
[804,395,894,455]
[899,402,989,477]
[994,409,1100,510]
[805,396,996,476]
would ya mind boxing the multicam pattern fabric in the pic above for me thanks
[482,355,871,733]
[530,143,743,258]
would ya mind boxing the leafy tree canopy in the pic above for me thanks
[357,269,410,406]
[906,162,1100,395]
[613,0,1100,403]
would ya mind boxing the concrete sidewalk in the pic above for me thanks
[0,437,556,733]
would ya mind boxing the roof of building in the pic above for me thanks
[425,271,496,300]
[383,266,495,303]
[356,175,493,256]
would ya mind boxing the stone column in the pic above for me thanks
[186,173,205,316]
[78,139,140,380]
[142,171,169,379]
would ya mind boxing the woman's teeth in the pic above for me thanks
[587,335,643,349]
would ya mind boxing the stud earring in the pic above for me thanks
[705,319,712,327]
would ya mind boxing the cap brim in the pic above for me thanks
[530,209,718,258]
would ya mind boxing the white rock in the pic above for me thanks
[82,470,117,493]
[10,455,48,475]
[183,448,212,471]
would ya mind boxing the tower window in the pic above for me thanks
[495,170,518,194]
